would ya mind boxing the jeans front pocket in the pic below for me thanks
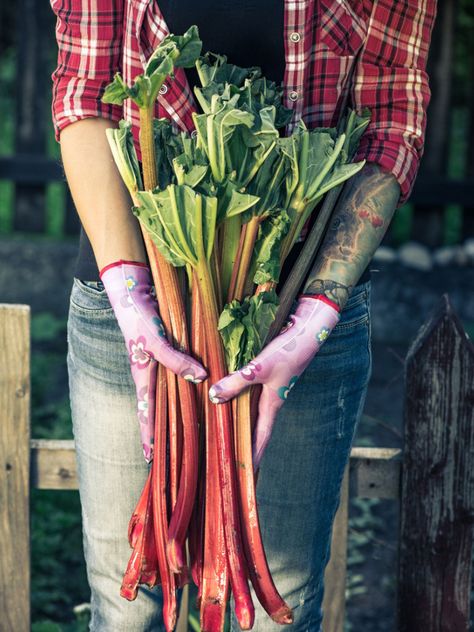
[70,278,113,315]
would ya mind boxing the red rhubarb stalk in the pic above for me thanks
[120,466,156,600]
[235,390,293,624]
[189,288,207,596]
[138,107,199,578]
[128,465,152,549]
[152,363,177,632]
[200,393,229,632]
[195,253,255,630]
[167,370,181,512]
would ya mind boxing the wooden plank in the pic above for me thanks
[29,441,402,494]
[397,295,474,632]
[30,439,77,490]
[0,304,31,632]
[322,466,349,632]
[350,447,402,499]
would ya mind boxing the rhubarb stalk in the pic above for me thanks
[152,363,178,632]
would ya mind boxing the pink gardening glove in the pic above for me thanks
[209,296,340,468]
[100,260,207,462]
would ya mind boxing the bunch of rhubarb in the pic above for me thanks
[102,25,369,631]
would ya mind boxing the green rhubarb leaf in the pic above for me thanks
[136,185,218,266]
[342,107,371,162]
[317,161,366,198]
[218,291,279,372]
[239,77,293,128]
[192,98,254,183]
[242,147,288,222]
[241,291,279,364]
[216,180,259,223]
[153,118,186,188]
[102,73,140,106]
[195,52,261,88]
[133,192,187,267]
[252,210,291,285]
[173,153,209,187]
[105,120,143,194]
[102,26,202,110]
[218,300,248,372]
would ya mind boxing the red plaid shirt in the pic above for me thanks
[50,0,437,205]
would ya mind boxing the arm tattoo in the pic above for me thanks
[303,163,400,310]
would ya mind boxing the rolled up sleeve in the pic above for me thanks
[50,0,124,140]
[352,0,437,205]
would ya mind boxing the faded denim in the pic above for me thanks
[67,278,371,631]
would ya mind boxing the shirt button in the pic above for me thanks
[290,32,301,43]
[289,90,299,101]
[159,84,168,95]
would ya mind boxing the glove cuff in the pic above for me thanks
[299,293,341,313]
[99,259,149,279]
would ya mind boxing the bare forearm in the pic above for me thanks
[59,118,146,270]
[303,164,400,309]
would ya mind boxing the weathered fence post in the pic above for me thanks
[398,295,474,631]
[322,466,349,632]
[0,305,31,632]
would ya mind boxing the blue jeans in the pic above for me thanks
[67,278,371,631]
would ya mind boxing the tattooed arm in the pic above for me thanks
[303,163,401,309]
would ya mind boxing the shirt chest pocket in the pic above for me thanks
[318,0,368,57]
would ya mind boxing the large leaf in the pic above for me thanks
[241,291,279,365]
[192,98,254,183]
[238,77,293,128]
[102,26,202,109]
[218,300,247,372]
[216,180,260,223]
[102,73,144,107]
[105,120,143,194]
[339,107,371,163]
[152,118,185,189]
[218,291,279,371]
[252,210,291,285]
[195,52,261,88]
[242,147,288,222]
[134,192,187,267]
[136,185,218,266]
[317,161,366,198]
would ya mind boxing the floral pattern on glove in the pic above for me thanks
[241,361,262,382]
[137,385,149,425]
[126,275,138,291]
[129,336,154,367]
[277,375,299,401]
[152,316,166,338]
[101,261,207,462]
[316,327,331,343]
[209,296,340,468]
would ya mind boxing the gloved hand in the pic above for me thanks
[100,260,207,461]
[209,295,340,467]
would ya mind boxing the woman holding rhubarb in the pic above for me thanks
[50,0,436,630]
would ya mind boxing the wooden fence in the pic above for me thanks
[0,295,473,632]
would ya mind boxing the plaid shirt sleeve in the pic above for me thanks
[50,0,124,141]
[352,0,437,205]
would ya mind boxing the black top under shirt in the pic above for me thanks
[75,1,369,286]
